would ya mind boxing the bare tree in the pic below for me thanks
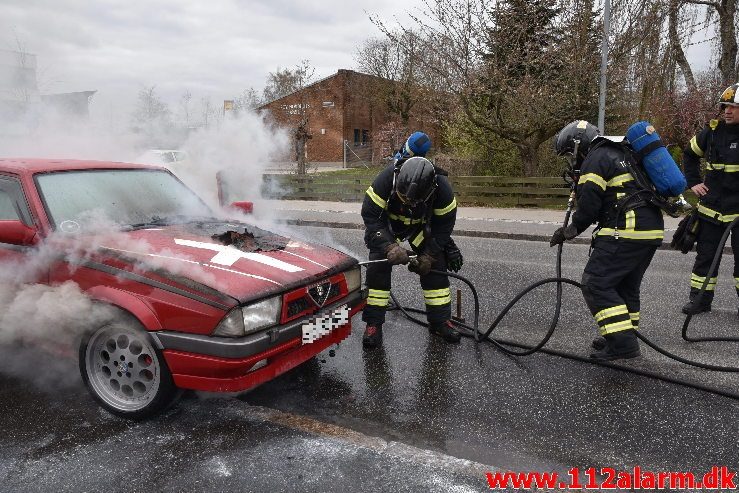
[199,97,215,128]
[355,31,432,124]
[262,61,315,103]
[682,0,737,83]
[233,87,262,113]
[668,0,698,92]
[374,0,600,176]
[131,86,171,132]
[262,60,315,174]
[179,90,192,127]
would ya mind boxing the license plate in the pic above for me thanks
[301,305,350,344]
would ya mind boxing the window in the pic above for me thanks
[0,190,19,221]
[0,177,29,224]
[353,129,360,146]
[36,169,212,230]
[362,129,369,146]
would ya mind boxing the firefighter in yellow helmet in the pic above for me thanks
[681,83,739,317]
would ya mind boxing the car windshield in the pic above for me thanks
[36,168,214,230]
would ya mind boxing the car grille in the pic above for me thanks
[281,274,347,324]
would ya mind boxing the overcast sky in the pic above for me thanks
[1,0,426,126]
[1,0,716,128]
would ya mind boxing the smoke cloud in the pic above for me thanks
[0,105,295,393]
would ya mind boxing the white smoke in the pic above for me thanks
[0,104,141,162]
[0,212,224,391]
[0,100,331,395]
[175,110,290,213]
[0,281,117,391]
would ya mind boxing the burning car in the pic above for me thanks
[0,159,365,418]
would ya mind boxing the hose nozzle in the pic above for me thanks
[358,255,417,266]
[675,194,692,212]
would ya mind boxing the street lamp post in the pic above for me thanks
[598,0,611,134]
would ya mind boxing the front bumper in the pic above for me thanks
[153,289,366,393]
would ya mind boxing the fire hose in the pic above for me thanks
[357,192,739,400]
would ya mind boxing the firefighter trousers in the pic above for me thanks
[581,239,658,336]
[362,245,451,327]
[689,218,739,304]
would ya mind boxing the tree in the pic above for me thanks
[682,0,738,84]
[262,60,315,103]
[179,90,192,127]
[199,97,217,128]
[232,87,262,113]
[262,60,315,174]
[131,86,171,133]
[376,0,600,175]
[668,0,697,92]
[355,31,431,124]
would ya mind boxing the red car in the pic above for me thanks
[0,159,365,418]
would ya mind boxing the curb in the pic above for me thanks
[281,219,733,254]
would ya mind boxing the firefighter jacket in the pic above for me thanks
[362,163,457,255]
[683,119,739,224]
[571,141,665,245]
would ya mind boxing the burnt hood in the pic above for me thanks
[96,220,358,304]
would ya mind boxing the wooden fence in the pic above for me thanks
[262,174,571,207]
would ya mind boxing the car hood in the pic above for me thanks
[94,220,358,305]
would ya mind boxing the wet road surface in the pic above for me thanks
[1,227,738,492]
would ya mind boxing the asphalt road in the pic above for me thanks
[1,226,738,492]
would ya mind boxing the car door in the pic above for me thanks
[0,176,42,280]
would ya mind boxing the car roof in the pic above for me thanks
[0,158,164,176]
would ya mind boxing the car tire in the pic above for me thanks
[79,316,179,420]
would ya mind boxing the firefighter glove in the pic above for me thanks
[549,224,579,247]
[408,253,434,276]
[445,241,464,272]
[385,243,410,265]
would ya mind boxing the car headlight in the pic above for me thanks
[212,296,282,337]
[242,296,281,334]
[344,267,361,292]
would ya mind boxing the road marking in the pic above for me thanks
[235,405,499,479]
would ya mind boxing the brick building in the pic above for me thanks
[259,69,435,166]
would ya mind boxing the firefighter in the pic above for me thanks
[361,132,463,349]
[681,83,739,316]
[550,120,665,360]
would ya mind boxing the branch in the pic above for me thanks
[682,0,720,7]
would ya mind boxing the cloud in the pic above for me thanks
[0,0,421,125]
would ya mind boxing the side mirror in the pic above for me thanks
[0,220,38,246]
[230,201,254,214]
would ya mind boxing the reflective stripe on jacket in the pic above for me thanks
[572,142,665,244]
[683,119,739,223]
[361,163,457,253]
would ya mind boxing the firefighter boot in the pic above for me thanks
[589,330,640,360]
[362,324,383,349]
[681,290,712,315]
[429,320,461,343]
[681,300,712,315]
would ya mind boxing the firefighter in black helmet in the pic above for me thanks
[681,83,739,317]
[550,120,665,360]
[361,132,462,348]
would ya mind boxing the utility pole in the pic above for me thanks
[597,0,611,134]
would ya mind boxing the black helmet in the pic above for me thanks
[718,83,739,108]
[554,120,600,167]
[394,156,437,207]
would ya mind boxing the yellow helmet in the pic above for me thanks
[718,83,739,107]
